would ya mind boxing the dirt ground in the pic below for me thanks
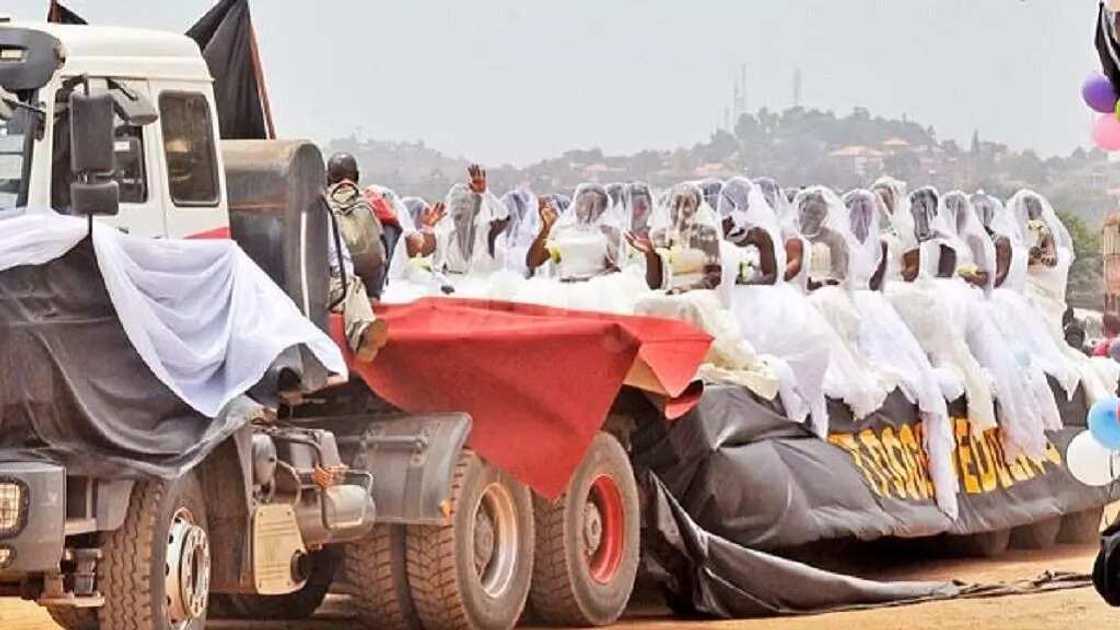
[0,541,1114,630]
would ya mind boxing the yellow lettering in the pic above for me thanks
[984,431,1016,490]
[955,418,981,494]
[1014,455,1037,480]
[898,424,932,499]
[829,433,884,497]
[861,429,906,498]
[882,427,921,500]
[970,431,998,493]
[1044,441,1063,467]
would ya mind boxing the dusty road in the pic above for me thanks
[0,541,1112,630]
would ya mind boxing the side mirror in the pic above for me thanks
[68,89,118,216]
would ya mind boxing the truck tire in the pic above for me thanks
[1058,507,1105,544]
[46,607,98,630]
[529,432,640,627]
[947,528,1011,557]
[97,472,210,630]
[211,547,340,620]
[406,450,534,630]
[342,524,420,630]
[1010,516,1062,549]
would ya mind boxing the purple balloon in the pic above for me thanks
[1084,73,1119,114]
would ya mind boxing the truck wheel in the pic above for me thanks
[211,547,340,620]
[342,525,420,630]
[1011,517,1062,549]
[97,472,210,630]
[947,528,1011,557]
[46,607,98,630]
[406,450,534,630]
[1058,507,1105,544]
[529,432,640,627]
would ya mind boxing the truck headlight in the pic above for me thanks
[0,479,28,538]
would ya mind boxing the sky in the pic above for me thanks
[3,1,1105,166]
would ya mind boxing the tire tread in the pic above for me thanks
[406,452,474,630]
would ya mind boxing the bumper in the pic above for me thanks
[0,462,65,573]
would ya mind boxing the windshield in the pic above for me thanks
[0,106,33,209]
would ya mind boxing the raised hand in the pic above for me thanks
[539,198,559,230]
[467,164,487,194]
[421,201,447,228]
[625,231,655,256]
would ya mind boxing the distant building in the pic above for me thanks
[828,145,886,178]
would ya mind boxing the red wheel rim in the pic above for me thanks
[586,474,625,584]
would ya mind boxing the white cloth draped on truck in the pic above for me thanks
[0,209,346,418]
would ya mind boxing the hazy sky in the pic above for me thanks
[4,1,1104,165]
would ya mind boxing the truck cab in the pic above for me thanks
[0,21,477,630]
[0,21,228,238]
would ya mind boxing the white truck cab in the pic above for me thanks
[0,21,229,238]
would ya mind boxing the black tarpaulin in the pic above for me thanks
[634,384,1117,553]
[46,1,87,25]
[638,471,962,617]
[186,0,274,140]
[0,239,254,478]
[633,383,1119,617]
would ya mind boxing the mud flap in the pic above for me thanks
[348,413,471,526]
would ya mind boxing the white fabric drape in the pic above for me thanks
[0,210,346,418]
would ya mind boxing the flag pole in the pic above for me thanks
[247,16,276,139]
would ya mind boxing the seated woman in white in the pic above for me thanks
[883,186,999,435]
[517,183,647,313]
[712,177,869,430]
[499,188,540,278]
[1008,190,1119,401]
[626,182,785,405]
[940,190,1057,459]
[871,176,919,283]
[843,188,958,517]
[794,186,894,421]
[381,165,509,303]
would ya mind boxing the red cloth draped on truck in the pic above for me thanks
[332,298,712,498]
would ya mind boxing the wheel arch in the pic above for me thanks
[193,425,255,592]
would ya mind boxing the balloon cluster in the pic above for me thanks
[1069,397,1120,486]
[1086,74,1120,151]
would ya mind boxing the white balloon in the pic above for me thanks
[1067,431,1120,487]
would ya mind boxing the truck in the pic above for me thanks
[0,20,646,630]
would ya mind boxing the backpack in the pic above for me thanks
[325,181,385,291]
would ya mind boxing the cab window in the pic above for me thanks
[158,92,218,206]
[51,98,148,211]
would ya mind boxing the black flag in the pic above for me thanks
[1098,4,1120,93]
[47,0,87,25]
[186,0,275,140]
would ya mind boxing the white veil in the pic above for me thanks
[435,183,510,274]
[500,188,540,250]
[841,189,886,291]
[626,182,655,237]
[872,176,917,251]
[552,182,625,270]
[944,190,997,294]
[1007,190,1074,256]
[753,176,799,239]
[719,178,787,265]
[795,186,860,287]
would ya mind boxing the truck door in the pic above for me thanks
[149,82,229,239]
[50,79,168,237]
